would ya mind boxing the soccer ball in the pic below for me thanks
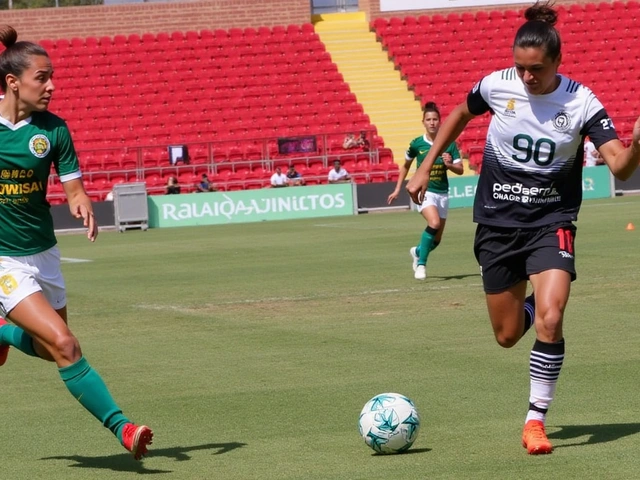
[358,392,421,454]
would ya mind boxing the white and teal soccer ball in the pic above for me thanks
[358,392,421,454]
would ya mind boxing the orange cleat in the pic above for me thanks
[0,318,9,366]
[121,423,153,460]
[522,420,553,455]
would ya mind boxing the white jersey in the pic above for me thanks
[467,68,618,228]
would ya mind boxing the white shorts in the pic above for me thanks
[0,246,66,316]
[414,191,449,218]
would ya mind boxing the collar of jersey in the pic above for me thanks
[0,115,32,130]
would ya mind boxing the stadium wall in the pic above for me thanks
[0,0,608,41]
[0,0,310,41]
[362,0,607,18]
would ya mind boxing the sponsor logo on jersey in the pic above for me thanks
[29,134,51,158]
[553,111,572,132]
[0,181,45,196]
[504,98,516,118]
[492,182,561,204]
[1,169,34,180]
[0,274,17,295]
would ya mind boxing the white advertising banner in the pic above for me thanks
[380,0,530,12]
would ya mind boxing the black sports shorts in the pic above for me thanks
[474,222,577,294]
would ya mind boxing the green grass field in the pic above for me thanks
[4,196,640,479]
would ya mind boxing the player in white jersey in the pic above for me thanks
[406,1,640,455]
[0,25,153,459]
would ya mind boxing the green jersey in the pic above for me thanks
[406,135,461,194]
[0,111,80,256]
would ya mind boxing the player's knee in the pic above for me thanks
[494,332,520,349]
[536,307,564,341]
[51,333,82,363]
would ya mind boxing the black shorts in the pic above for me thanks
[474,222,577,294]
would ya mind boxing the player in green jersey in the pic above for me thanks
[0,25,153,460]
[388,102,463,280]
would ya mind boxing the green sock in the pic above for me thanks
[59,356,130,442]
[418,228,437,266]
[415,238,439,258]
[0,324,38,357]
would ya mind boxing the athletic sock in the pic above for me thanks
[417,226,438,266]
[59,356,130,442]
[0,324,38,357]
[523,294,535,337]
[416,239,440,257]
[525,338,565,424]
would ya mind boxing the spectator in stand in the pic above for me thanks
[196,173,216,192]
[270,167,289,188]
[286,165,305,186]
[0,24,152,460]
[358,131,371,152]
[328,159,351,184]
[342,133,359,149]
[164,176,181,195]
[343,132,370,151]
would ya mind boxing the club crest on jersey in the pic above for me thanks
[0,274,17,295]
[504,98,516,118]
[29,134,51,158]
[553,111,572,132]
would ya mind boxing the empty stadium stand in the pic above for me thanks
[43,2,639,204]
[44,23,398,202]
[371,0,639,167]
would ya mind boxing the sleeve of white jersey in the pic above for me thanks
[580,86,619,148]
[467,71,497,116]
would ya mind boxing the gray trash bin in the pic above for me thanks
[113,182,149,232]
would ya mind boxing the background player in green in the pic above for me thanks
[0,25,153,459]
[388,102,463,280]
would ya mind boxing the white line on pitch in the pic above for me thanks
[61,257,93,263]
[134,283,483,312]
[313,223,397,230]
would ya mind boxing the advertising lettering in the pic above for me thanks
[148,184,355,228]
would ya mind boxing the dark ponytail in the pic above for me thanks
[423,101,441,120]
[513,1,561,60]
[0,25,48,92]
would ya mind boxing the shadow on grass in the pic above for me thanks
[371,447,432,457]
[40,441,247,474]
[430,273,481,281]
[548,423,640,448]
